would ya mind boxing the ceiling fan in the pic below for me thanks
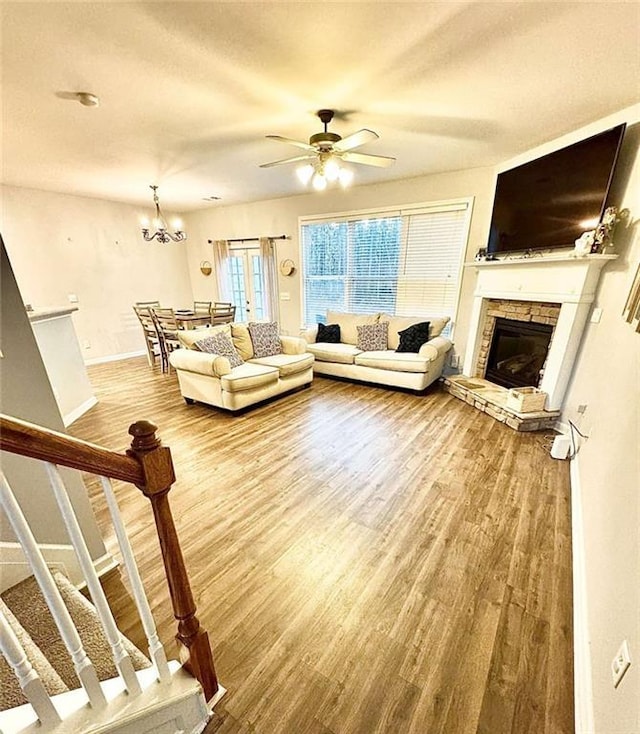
[260,109,395,189]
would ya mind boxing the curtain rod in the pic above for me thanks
[207,235,289,244]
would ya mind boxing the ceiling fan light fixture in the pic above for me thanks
[338,168,354,188]
[296,164,314,184]
[324,157,341,182]
[312,172,327,191]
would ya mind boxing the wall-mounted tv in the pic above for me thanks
[487,123,626,255]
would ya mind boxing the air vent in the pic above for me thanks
[202,195,221,201]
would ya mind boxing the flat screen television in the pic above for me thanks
[487,123,626,255]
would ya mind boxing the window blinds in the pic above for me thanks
[301,200,471,332]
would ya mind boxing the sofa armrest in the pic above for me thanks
[418,336,453,361]
[300,325,318,344]
[169,348,232,377]
[280,335,307,355]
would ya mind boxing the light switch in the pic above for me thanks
[590,307,603,323]
[280,292,290,301]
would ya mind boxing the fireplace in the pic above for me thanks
[485,317,553,389]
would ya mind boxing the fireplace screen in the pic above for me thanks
[485,317,553,389]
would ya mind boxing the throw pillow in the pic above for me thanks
[356,321,389,351]
[396,321,431,353]
[248,321,282,357]
[194,332,244,368]
[316,323,341,343]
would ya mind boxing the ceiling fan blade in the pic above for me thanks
[259,154,316,169]
[333,129,379,152]
[341,151,396,168]
[265,135,315,152]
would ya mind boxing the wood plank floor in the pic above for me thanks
[70,357,574,734]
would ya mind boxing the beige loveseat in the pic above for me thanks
[169,323,314,412]
[301,311,452,391]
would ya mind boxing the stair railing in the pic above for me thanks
[0,414,218,712]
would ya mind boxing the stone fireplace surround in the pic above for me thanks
[474,298,561,382]
[459,254,616,412]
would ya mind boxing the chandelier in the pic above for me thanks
[295,153,354,191]
[141,185,186,243]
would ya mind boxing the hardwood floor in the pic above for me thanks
[71,357,574,734]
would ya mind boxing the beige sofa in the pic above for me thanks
[169,323,314,412]
[301,311,452,391]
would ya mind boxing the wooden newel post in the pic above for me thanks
[128,420,218,700]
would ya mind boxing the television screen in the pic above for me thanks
[487,123,626,255]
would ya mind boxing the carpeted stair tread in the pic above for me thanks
[0,596,69,711]
[1,572,151,691]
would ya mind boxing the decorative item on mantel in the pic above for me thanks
[573,206,629,257]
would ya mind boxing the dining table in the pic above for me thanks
[174,309,235,329]
[174,310,213,329]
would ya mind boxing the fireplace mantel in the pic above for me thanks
[462,254,617,411]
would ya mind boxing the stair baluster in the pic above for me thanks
[44,462,142,697]
[0,471,107,710]
[0,608,62,727]
[99,474,171,682]
[128,420,219,701]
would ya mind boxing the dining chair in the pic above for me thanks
[133,305,163,369]
[135,300,161,308]
[210,302,236,324]
[193,300,212,314]
[152,308,182,373]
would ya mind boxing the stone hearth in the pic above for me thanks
[443,375,559,432]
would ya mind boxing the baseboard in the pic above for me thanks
[0,542,118,592]
[570,459,595,734]
[63,395,98,426]
[85,350,146,366]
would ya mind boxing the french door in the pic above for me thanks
[228,248,266,322]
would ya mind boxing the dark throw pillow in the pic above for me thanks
[195,332,244,368]
[316,323,341,343]
[247,321,282,357]
[356,322,389,351]
[396,321,431,353]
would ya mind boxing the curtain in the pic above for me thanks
[259,236,278,321]
[212,239,231,301]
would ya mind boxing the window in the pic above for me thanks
[301,199,472,334]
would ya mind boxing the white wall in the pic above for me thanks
[1,186,194,361]
[183,166,496,362]
[0,239,107,560]
[561,117,639,732]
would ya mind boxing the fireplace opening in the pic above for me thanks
[485,317,553,389]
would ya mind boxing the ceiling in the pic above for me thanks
[2,2,639,212]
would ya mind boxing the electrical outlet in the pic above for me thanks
[68,293,79,303]
[612,640,631,688]
[82,340,91,350]
[450,354,460,369]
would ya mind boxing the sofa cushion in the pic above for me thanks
[220,362,279,393]
[354,350,431,374]
[326,310,379,345]
[396,321,431,353]
[316,323,341,343]
[357,322,389,351]
[178,324,230,350]
[231,323,254,360]
[307,342,362,364]
[170,348,232,377]
[248,321,282,357]
[381,314,450,349]
[250,352,314,378]
[195,332,244,367]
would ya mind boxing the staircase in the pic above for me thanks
[0,414,224,733]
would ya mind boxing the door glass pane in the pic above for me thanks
[251,254,265,320]
[229,255,247,322]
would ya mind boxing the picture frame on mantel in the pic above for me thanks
[622,261,640,332]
